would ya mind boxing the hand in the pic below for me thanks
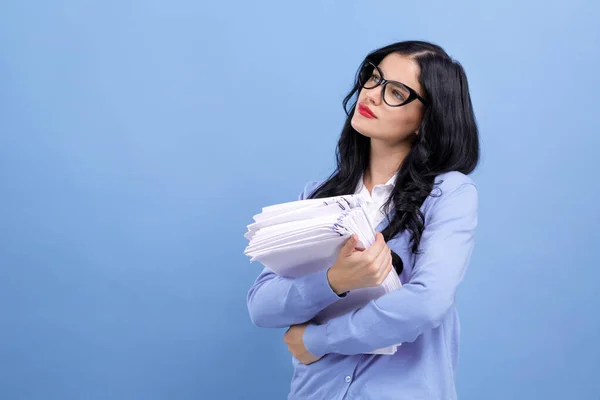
[327,232,393,294]
[283,323,322,365]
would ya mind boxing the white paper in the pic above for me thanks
[244,193,402,355]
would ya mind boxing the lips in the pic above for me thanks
[358,103,376,118]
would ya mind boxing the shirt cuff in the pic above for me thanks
[303,322,330,358]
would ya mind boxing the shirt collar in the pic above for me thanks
[356,170,399,193]
[383,170,399,186]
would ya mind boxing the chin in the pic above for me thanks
[350,116,373,138]
[352,117,387,140]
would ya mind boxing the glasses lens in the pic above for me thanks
[384,82,411,106]
[358,61,380,89]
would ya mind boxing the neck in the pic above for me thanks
[364,138,411,188]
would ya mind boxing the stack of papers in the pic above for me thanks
[244,193,402,355]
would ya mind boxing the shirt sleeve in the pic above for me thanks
[303,182,478,357]
[246,180,346,329]
[247,267,347,328]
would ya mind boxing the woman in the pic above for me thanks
[246,40,480,400]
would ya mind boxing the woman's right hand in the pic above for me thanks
[326,232,393,295]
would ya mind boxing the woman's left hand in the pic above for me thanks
[284,323,322,365]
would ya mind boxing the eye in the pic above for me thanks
[392,90,405,100]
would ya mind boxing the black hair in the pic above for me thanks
[307,40,480,275]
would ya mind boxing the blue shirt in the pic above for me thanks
[246,171,478,400]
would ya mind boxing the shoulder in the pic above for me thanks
[424,171,478,222]
[433,171,477,193]
[298,179,326,200]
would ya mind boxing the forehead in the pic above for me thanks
[376,53,422,91]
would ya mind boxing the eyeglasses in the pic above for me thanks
[357,60,428,107]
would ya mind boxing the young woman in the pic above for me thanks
[247,40,480,400]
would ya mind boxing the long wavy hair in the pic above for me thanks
[307,40,480,275]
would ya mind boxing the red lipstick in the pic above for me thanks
[358,103,377,119]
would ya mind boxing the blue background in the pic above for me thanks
[1,1,599,399]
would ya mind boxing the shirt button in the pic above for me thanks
[345,375,352,383]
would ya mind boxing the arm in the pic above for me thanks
[302,182,478,356]
[246,180,346,328]
[247,267,346,328]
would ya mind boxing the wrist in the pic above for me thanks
[326,267,348,295]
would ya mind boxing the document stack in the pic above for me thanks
[244,193,402,355]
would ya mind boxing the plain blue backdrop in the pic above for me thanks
[1,1,599,399]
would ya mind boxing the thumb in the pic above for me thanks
[343,234,358,254]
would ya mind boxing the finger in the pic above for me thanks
[364,232,386,258]
[375,252,393,283]
[342,234,358,255]
[371,243,390,273]
[352,234,367,251]
[380,251,393,276]
[366,242,386,279]
[372,235,390,260]
[386,253,393,273]
[382,246,393,269]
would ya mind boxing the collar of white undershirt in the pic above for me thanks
[355,170,399,194]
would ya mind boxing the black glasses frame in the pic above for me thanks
[358,60,428,107]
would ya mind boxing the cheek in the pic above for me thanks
[389,108,421,130]
[382,110,408,130]
[375,110,420,139]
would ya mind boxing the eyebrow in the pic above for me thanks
[376,67,417,89]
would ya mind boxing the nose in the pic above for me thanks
[363,84,383,106]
